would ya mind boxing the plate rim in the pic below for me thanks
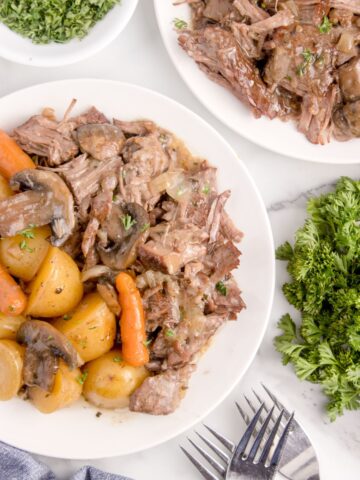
[0,78,275,459]
[153,0,360,165]
[0,0,139,67]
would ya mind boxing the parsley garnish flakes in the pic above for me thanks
[318,15,332,34]
[121,214,136,231]
[173,18,188,30]
[76,371,88,385]
[216,281,227,296]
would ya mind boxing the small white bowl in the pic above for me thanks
[0,0,138,67]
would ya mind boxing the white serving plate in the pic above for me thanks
[0,79,274,459]
[0,0,138,67]
[154,0,359,164]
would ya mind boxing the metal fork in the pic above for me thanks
[181,399,294,479]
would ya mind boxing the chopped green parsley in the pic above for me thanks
[318,15,332,34]
[121,214,136,231]
[0,0,121,45]
[173,18,188,30]
[76,371,88,385]
[216,281,227,296]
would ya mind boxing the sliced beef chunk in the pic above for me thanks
[166,311,227,368]
[138,225,208,274]
[211,276,246,320]
[56,154,122,204]
[233,0,269,23]
[205,240,241,282]
[178,26,285,119]
[143,282,180,332]
[129,365,194,415]
[57,106,109,137]
[298,87,338,144]
[13,115,79,166]
[204,0,233,22]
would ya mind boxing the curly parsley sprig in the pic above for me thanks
[275,177,360,420]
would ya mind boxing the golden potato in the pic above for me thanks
[0,313,26,340]
[26,246,83,317]
[83,350,149,409]
[0,226,51,282]
[0,339,24,400]
[29,360,82,414]
[0,174,12,200]
[53,292,116,363]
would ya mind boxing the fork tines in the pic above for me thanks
[180,424,234,480]
[181,386,294,480]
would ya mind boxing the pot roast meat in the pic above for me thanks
[129,365,194,415]
[13,114,79,166]
[181,0,360,143]
[211,275,246,320]
[143,281,181,332]
[166,312,227,368]
[3,104,245,415]
[138,225,208,275]
[233,0,269,23]
[204,0,233,22]
[205,240,241,282]
[178,26,285,119]
[56,154,122,205]
[0,190,53,238]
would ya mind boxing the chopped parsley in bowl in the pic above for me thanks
[0,0,120,44]
[0,0,138,66]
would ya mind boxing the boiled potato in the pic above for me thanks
[0,174,12,200]
[0,226,51,282]
[29,360,82,414]
[53,292,116,363]
[83,350,149,409]
[0,313,26,340]
[26,246,83,317]
[0,339,24,400]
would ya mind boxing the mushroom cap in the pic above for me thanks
[17,320,80,392]
[76,124,125,161]
[98,203,150,270]
[10,169,75,246]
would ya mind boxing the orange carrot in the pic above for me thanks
[115,272,149,367]
[0,129,35,179]
[0,263,27,316]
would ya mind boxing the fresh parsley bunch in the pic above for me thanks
[275,177,360,420]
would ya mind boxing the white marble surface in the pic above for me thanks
[1,1,359,479]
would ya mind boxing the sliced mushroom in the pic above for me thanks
[17,320,80,392]
[2,169,76,246]
[334,99,360,139]
[97,282,121,316]
[338,57,360,102]
[98,203,150,270]
[76,124,125,161]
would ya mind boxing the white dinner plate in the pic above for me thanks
[0,79,274,459]
[0,0,138,67]
[154,1,359,164]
